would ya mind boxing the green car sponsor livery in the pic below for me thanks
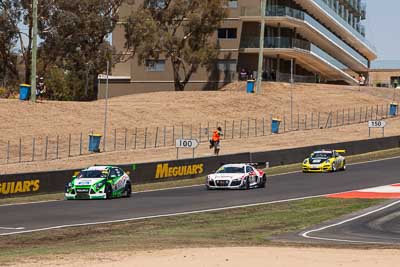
[65,166,132,200]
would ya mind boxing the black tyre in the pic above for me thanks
[341,161,346,171]
[125,183,132,197]
[259,175,267,188]
[105,184,113,199]
[244,178,250,190]
[331,164,337,172]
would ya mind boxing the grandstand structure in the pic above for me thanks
[104,0,377,97]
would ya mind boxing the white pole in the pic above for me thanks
[256,0,267,94]
[103,61,110,152]
[290,58,293,129]
[30,0,38,102]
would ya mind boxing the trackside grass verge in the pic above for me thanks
[0,198,383,264]
[1,147,400,206]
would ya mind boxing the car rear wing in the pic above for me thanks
[335,149,346,153]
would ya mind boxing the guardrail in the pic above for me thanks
[1,135,400,199]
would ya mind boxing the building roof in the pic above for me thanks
[370,60,400,70]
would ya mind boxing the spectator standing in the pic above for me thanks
[239,68,247,81]
[36,76,46,100]
[209,127,223,156]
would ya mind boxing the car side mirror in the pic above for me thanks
[109,175,117,179]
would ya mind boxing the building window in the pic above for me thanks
[228,0,238,9]
[145,60,165,72]
[217,60,237,72]
[218,28,237,39]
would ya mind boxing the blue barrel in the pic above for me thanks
[19,84,31,100]
[88,134,102,152]
[271,118,281,134]
[246,80,255,93]
[389,103,398,116]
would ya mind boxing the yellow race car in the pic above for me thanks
[302,150,346,173]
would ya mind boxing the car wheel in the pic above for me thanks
[125,183,132,197]
[341,161,346,171]
[331,164,337,172]
[105,184,113,199]
[259,175,267,188]
[244,178,250,190]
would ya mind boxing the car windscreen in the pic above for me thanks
[78,170,108,178]
[216,166,245,174]
[311,153,332,158]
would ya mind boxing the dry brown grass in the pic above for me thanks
[1,82,399,174]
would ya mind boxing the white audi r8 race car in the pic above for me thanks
[206,163,267,190]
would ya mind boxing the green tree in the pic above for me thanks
[38,0,123,100]
[0,0,21,88]
[124,0,228,91]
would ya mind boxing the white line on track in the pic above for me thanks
[1,154,400,208]
[0,226,24,230]
[301,200,400,244]
[0,194,328,236]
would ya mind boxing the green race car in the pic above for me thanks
[65,166,132,200]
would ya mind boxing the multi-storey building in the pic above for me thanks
[103,0,377,98]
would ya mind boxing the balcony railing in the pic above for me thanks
[313,0,375,51]
[240,4,375,57]
[265,5,368,67]
[240,36,347,71]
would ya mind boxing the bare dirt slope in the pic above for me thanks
[1,82,397,142]
[1,82,400,174]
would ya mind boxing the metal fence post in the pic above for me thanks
[134,127,137,149]
[124,128,128,150]
[262,117,265,135]
[232,120,235,139]
[172,126,175,146]
[19,138,22,163]
[255,118,257,136]
[144,128,148,149]
[317,112,320,129]
[181,124,184,138]
[359,107,362,123]
[283,115,286,132]
[353,107,356,123]
[247,117,250,137]
[347,108,350,124]
[376,104,379,120]
[297,113,300,130]
[114,129,117,151]
[155,127,159,148]
[239,120,242,138]
[310,112,313,129]
[68,134,71,157]
[32,137,35,161]
[224,120,227,139]
[336,110,339,126]
[199,124,202,143]
[304,114,307,130]
[207,122,210,140]
[6,140,10,164]
[364,106,368,122]
[56,135,59,159]
[46,136,49,159]
[164,126,167,146]
[79,133,82,155]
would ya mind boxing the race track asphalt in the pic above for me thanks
[0,157,400,239]
[300,199,400,244]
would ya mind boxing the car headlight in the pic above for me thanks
[303,159,308,164]
[325,159,330,164]
[68,182,72,187]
